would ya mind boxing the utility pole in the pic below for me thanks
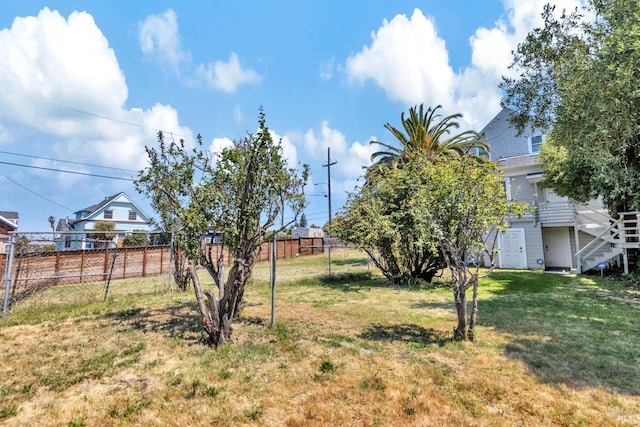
[323,147,337,276]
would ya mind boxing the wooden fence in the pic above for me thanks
[0,237,325,290]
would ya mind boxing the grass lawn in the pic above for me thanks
[1,249,639,426]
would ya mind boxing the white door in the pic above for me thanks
[543,227,572,268]
[500,229,527,269]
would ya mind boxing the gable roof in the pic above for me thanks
[0,211,19,222]
[0,214,18,231]
[480,108,512,135]
[74,192,151,222]
[74,193,121,216]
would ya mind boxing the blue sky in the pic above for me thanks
[0,0,582,231]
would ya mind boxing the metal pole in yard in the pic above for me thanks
[271,232,277,327]
[168,230,174,293]
[2,234,16,317]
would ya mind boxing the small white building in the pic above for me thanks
[291,226,324,238]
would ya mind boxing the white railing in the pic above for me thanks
[619,212,640,244]
[575,212,640,272]
[575,217,621,272]
[537,201,576,224]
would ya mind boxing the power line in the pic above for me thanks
[47,102,191,141]
[0,161,135,181]
[0,171,72,211]
[0,150,138,173]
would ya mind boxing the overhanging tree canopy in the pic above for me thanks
[501,0,640,212]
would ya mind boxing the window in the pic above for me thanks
[104,210,113,219]
[530,135,544,153]
[503,178,512,200]
[128,211,137,221]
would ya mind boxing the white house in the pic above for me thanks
[483,109,638,274]
[291,226,324,238]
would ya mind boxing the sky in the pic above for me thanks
[0,0,583,232]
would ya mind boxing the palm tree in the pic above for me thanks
[369,104,488,174]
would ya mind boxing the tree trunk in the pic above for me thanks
[453,283,468,341]
[188,263,219,345]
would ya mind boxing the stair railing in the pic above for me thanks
[575,216,622,272]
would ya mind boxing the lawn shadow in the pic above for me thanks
[410,300,452,311]
[480,270,640,396]
[315,272,393,292]
[315,271,446,293]
[359,323,450,347]
[326,256,370,267]
[104,301,207,344]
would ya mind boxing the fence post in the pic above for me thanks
[2,234,16,317]
[142,246,147,277]
[167,233,174,292]
[79,250,84,283]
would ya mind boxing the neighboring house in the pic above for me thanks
[56,192,153,250]
[291,226,324,238]
[483,109,636,274]
[0,211,18,253]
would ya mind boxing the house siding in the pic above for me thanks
[484,108,620,273]
[56,193,153,250]
[507,174,536,203]
[484,109,544,160]
[501,217,544,269]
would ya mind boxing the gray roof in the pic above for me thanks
[0,214,18,231]
[75,193,121,216]
[0,211,19,221]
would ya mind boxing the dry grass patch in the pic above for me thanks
[1,251,639,425]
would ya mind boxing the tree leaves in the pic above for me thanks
[503,0,640,212]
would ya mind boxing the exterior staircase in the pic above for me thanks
[575,208,640,273]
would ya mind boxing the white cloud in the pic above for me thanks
[346,9,455,108]
[302,121,374,178]
[344,1,585,130]
[0,8,127,131]
[195,53,261,93]
[209,136,234,157]
[269,130,298,170]
[139,9,261,92]
[0,7,194,173]
[319,57,335,80]
[342,140,375,178]
[503,0,583,39]
[303,120,348,160]
[138,9,186,70]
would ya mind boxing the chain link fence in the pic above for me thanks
[1,232,328,317]
[1,231,173,316]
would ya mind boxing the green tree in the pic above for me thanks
[299,213,308,228]
[420,155,525,340]
[502,0,640,212]
[136,108,308,346]
[91,221,116,248]
[368,104,488,176]
[333,158,445,285]
[123,230,149,247]
[335,153,525,339]
[338,104,490,284]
